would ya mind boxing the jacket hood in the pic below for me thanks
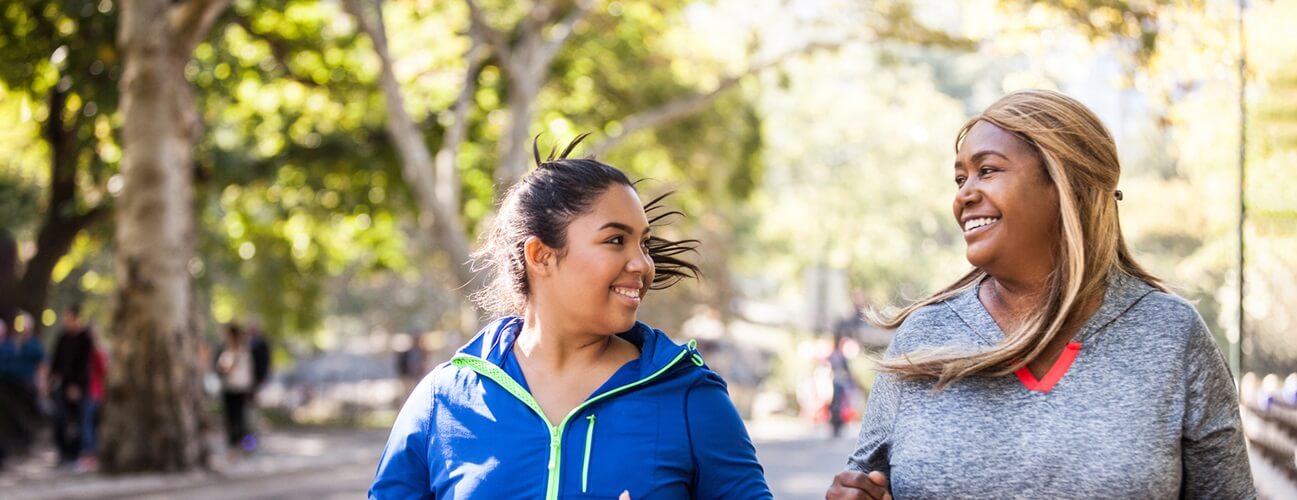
[946,269,1158,346]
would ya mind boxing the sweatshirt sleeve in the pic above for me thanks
[1180,319,1255,499]
[370,373,438,500]
[684,373,773,499]
[846,370,898,475]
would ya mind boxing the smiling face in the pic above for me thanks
[953,121,1061,278]
[530,184,655,336]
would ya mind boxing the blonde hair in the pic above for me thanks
[874,89,1165,389]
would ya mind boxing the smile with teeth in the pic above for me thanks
[964,217,1000,232]
[612,286,642,300]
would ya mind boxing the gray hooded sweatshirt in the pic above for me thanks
[847,271,1255,499]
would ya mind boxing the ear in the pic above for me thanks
[523,236,555,277]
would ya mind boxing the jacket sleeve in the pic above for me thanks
[1180,319,1255,499]
[370,373,438,500]
[846,370,898,475]
[684,373,772,500]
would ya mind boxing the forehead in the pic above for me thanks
[957,121,1036,162]
[571,184,648,229]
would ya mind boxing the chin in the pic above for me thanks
[964,242,999,270]
[615,317,638,333]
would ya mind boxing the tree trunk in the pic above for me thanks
[100,0,228,473]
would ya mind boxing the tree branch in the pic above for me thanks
[588,40,844,157]
[169,0,234,54]
[345,0,477,290]
[229,14,324,88]
[434,29,488,213]
[536,0,592,69]
[465,0,512,63]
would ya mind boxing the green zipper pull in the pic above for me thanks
[687,338,705,366]
[548,427,560,470]
[582,414,596,493]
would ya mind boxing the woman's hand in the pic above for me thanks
[825,470,890,500]
[619,490,630,500]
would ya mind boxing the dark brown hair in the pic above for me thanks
[470,134,700,316]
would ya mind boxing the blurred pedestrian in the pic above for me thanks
[826,334,857,438]
[246,321,272,445]
[48,304,95,467]
[393,333,425,400]
[216,323,254,452]
[248,321,272,394]
[371,135,771,499]
[828,89,1254,499]
[77,331,107,472]
[0,312,47,469]
[834,290,891,351]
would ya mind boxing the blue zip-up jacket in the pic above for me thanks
[370,317,772,500]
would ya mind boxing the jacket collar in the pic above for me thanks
[455,316,691,378]
[945,270,1158,347]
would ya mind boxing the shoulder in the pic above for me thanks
[1129,290,1204,329]
[425,359,473,392]
[1109,288,1227,368]
[1124,290,1211,345]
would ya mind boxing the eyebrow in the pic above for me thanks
[954,150,1010,168]
[600,222,651,235]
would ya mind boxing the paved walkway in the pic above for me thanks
[0,418,854,499]
[0,428,387,500]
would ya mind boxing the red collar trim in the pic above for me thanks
[1015,341,1081,393]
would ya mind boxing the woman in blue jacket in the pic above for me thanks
[370,135,772,500]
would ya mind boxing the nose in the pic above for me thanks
[954,178,981,210]
[627,243,653,274]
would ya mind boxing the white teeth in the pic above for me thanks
[964,217,999,232]
[612,287,641,299]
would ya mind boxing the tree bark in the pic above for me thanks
[100,0,229,474]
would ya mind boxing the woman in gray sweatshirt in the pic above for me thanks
[827,89,1255,499]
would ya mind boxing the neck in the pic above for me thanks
[516,307,615,372]
[984,270,1052,318]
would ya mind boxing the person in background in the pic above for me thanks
[370,135,771,499]
[248,321,272,394]
[0,313,47,470]
[834,290,891,351]
[77,332,107,472]
[826,334,858,439]
[48,304,95,467]
[216,323,254,453]
[827,89,1254,499]
[246,321,272,448]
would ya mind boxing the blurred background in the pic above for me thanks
[1,0,1294,498]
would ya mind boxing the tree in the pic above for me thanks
[0,0,118,329]
[99,0,230,473]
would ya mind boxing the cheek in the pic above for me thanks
[1023,192,1061,234]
